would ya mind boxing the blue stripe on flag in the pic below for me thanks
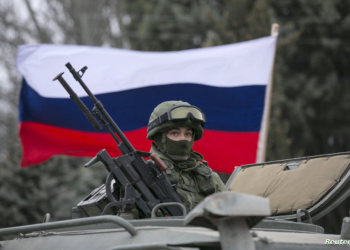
[19,79,266,132]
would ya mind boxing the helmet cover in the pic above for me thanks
[147,100,204,141]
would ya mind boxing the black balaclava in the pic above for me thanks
[153,131,194,161]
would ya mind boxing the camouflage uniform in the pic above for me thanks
[147,101,227,211]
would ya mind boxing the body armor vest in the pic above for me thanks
[153,152,216,211]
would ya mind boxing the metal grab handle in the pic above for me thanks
[296,208,313,224]
[42,213,50,223]
[151,203,187,218]
[111,243,182,250]
[0,215,137,237]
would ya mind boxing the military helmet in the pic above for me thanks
[147,100,206,141]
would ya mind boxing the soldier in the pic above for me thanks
[147,101,227,211]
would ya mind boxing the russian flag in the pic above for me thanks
[17,36,277,173]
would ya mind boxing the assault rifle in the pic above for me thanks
[53,63,185,218]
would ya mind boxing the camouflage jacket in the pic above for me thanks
[150,144,227,211]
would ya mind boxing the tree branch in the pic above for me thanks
[23,0,51,43]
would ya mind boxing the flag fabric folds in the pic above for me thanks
[17,36,277,173]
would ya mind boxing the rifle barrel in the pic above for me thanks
[53,72,102,131]
[65,63,135,153]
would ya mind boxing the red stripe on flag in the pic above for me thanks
[194,130,259,174]
[19,122,150,167]
[19,122,258,173]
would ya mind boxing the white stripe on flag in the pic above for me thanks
[17,36,277,98]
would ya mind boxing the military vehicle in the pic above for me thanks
[1,151,350,249]
[2,63,350,250]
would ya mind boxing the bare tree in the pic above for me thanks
[0,0,123,232]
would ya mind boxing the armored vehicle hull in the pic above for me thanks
[0,215,346,250]
[2,152,350,250]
